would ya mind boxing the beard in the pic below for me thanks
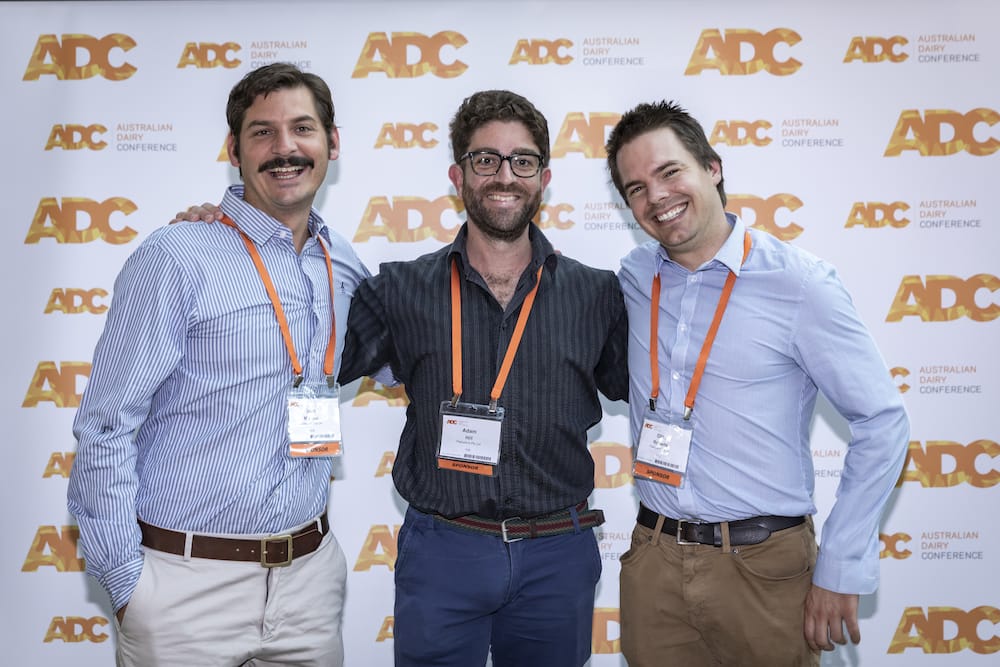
[462,181,541,243]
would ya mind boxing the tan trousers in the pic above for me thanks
[620,514,819,667]
[116,529,347,667]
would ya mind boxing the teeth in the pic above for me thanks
[656,203,686,223]
[270,166,303,180]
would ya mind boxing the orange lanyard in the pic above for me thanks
[449,257,545,413]
[649,230,752,419]
[220,215,337,387]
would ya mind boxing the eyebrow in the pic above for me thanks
[623,159,682,191]
[245,115,318,129]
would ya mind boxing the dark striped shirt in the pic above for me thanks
[340,223,629,519]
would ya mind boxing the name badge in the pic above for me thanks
[438,401,504,477]
[287,382,343,457]
[633,414,691,487]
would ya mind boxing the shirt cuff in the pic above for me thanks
[99,557,145,612]
[814,549,878,595]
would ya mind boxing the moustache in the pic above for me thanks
[258,156,314,173]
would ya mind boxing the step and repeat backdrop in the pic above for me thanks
[4,0,997,664]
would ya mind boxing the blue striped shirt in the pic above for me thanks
[67,185,370,611]
[619,214,909,594]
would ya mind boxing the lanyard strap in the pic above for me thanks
[450,257,545,412]
[649,230,752,419]
[220,215,337,387]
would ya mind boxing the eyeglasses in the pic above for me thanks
[459,150,543,178]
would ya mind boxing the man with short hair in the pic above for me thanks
[68,63,367,666]
[606,100,909,666]
[338,89,629,667]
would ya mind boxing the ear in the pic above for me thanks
[540,166,552,190]
[707,159,722,185]
[227,134,240,168]
[328,127,341,161]
[448,162,464,193]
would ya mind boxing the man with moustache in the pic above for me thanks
[68,64,368,666]
[605,100,909,666]
[338,90,629,667]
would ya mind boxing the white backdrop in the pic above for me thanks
[4,0,998,664]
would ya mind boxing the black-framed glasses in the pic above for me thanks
[459,150,543,178]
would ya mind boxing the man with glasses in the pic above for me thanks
[339,89,629,667]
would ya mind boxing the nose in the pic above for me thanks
[272,127,297,155]
[492,157,517,183]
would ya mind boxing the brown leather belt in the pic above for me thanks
[435,502,605,543]
[138,515,329,567]
[637,504,804,547]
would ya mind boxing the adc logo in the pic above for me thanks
[374,122,439,149]
[708,120,772,146]
[375,616,394,642]
[726,194,804,241]
[843,36,909,63]
[25,197,138,244]
[886,275,1000,322]
[884,109,1000,156]
[890,366,911,393]
[45,288,109,314]
[352,32,468,78]
[177,42,242,68]
[45,124,108,151]
[685,28,802,75]
[353,195,462,243]
[551,112,622,158]
[353,524,400,571]
[352,377,409,406]
[22,361,90,408]
[24,34,136,81]
[22,525,85,572]
[591,442,633,489]
[592,608,621,654]
[879,532,912,559]
[845,202,910,228]
[509,38,574,65]
[888,606,1000,654]
[44,617,109,643]
[896,440,1000,488]
[373,452,395,478]
[43,452,75,479]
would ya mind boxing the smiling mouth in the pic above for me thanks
[269,165,305,180]
[655,203,687,223]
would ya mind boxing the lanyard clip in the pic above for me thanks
[450,393,461,408]
[683,406,692,421]
[648,397,656,411]
[326,375,336,389]
[488,399,499,415]
[292,375,304,388]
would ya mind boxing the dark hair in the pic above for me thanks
[226,63,336,161]
[449,90,550,166]
[606,100,726,205]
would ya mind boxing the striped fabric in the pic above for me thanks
[340,223,629,519]
[68,185,370,611]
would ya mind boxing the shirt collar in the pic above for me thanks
[448,223,559,274]
[220,184,331,247]
[655,212,746,276]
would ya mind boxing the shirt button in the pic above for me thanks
[678,323,687,332]
[672,371,680,380]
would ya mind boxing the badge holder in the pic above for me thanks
[632,411,692,487]
[287,379,343,458]
[438,401,504,477]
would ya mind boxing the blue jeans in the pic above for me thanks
[393,505,602,667]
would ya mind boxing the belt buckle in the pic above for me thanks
[500,518,523,543]
[261,534,293,567]
[675,520,699,546]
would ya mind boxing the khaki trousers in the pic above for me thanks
[620,514,819,666]
[116,529,347,667]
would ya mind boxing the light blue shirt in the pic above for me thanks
[618,214,909,594]
[67,185,370,611]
